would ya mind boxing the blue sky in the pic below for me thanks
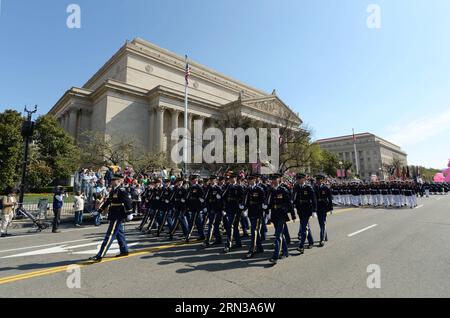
[0,0,449,169]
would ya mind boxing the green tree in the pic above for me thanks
[319,150,340,177]
[33,114,80,183]
[0,110,23,190]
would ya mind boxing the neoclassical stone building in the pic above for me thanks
[49,38,302,159]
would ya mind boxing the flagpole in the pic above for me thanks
[184,55,189,175]
[353,129,360,177]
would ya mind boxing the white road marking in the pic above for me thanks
[0,238,95,254]
[3,226,103,240]
[436,198,441,201]
[416,204,424,209]
[348,224,378,237]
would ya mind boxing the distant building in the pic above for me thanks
[317,133,408,180]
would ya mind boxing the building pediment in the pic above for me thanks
[241,95,301,123]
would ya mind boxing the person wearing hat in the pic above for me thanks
[244,175,266,258]
[186,174,206,241]
[293,173,317,254]
[268,174,293,264]
[1,187,17,237]
[52,186,66,233]
[202,175,224,247]
[168,177,190,240]
[314,174,333,247]
[258,175,271,241]
[156,178,174,236]
[222,173,245,253]
[89,174,134,262]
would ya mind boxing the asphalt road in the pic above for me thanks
[0,195,449,298]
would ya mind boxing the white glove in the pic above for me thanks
[127,214,134,221]
[156,196,160,200]
[216,194,222,199]
[222,211,227,216]
[239,204,245,210]
[313,212,318,219]
[199,198,205,203]
[267,211,272,220]
[294,208,298,214]
[181,199,185,203]
[243,211,248,217]
[165,199,169,204]
[203,208,208,213]
[262,204,268,209]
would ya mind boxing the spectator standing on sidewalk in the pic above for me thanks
[73,191,85,227]
[1,187,17,238]
[52,186,66,233]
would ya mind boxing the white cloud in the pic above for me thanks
[386,108,450,147]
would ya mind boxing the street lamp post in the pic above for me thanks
[18,105,38,209]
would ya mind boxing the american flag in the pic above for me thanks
[185,56,191,85]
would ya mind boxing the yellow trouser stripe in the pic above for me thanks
[101,220,118,258]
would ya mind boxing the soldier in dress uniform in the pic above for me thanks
[314,174,333,247]
[222,173,245,253]
[268,174,294,265]
[168,177,189,240]
[157,178,174,236]
[244,175,267,258]
[203,175,224,247]
[89,174,133,262]
[293,173,317,254]
[258,175,271,241]
[186,175,206,242]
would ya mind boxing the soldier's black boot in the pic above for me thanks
[319,241,325,247]
[246,251,254,259]
[89,256,102,263]
[297,247,305,254]
[115,252,129,258]
[269,258,278,265]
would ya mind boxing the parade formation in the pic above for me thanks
[87,171,448,266]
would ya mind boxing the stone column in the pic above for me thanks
[67,107,78,138]
[154,106,166,153]
[148,107,155,152]
[169,110,180,157]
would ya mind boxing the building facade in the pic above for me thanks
[317,133,408,180]
[48,38,301,164]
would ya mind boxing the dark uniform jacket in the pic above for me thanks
[161,185,174,211]
[223,183,245,212]
[187,184,204,211]
[172,186,187,211]
[99,186,133,221]
[269,186,292,223]
[205,184,223,212]
[246,185,266,218]
[315,184,333,215]
[293,183,317,217]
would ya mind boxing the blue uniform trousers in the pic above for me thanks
[298,215,314,248]
[225,210,241,248]
[96,219,128,258]
[272,219,288,260]
[206,210,222,243]
[317,212,328,242]
[249,216,263,253]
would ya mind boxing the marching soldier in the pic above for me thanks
[314,174,333,247]
[203,175,224,247]
[168,177,189,240]
[293,173,317,254]
[89,174,133,262]
[157,178,174,236]
[186,175,206,242]
[268,174,293,265]
[245,175,266,258]
[223,173,245,253]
